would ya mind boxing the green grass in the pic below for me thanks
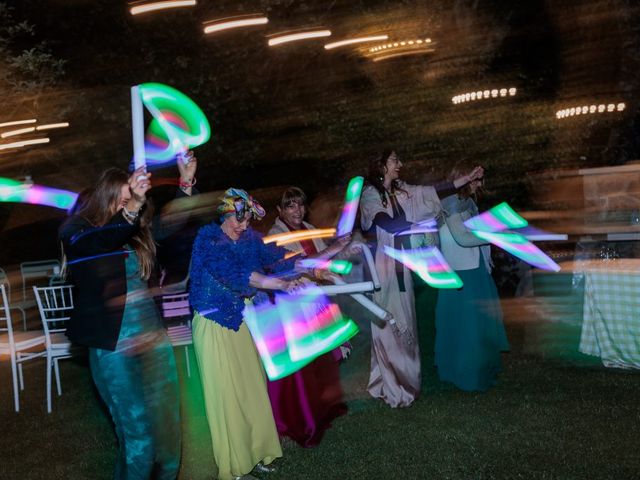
[1,320,639,480]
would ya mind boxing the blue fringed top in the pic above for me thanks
[189,222,294,331]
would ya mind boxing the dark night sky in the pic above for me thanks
[1,0,639,261]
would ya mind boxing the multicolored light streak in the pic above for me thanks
[244,290,358,380]
[336,176,364,237]
[298,259,353,275]
[137,83,211,165]
[0,177,77,210]
[383,245,463,289]
[464,202,561,272]
[472,231,560,272]
[263,228,336,246]
[464,202,528,232]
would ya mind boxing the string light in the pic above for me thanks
[268,30,332,47]
[452,87,517,104]
[368,38,432,53]
[130,0,195,15]
[556,102,625,119]
[203,16,268,35]
[36,122,70,131]
[0,119,36,128]
[0,138,50,151]
[1,127,35,139]
[324,35,388,50]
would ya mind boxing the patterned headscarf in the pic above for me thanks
[216,188,266,221]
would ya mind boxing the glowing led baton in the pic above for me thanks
[336,176,364,237]
[383,245,463,289]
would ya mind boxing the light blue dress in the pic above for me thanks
[435,196,509,392]
[88,250,180,480]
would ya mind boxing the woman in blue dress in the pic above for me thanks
[435,168,509,392]
[60,154,197,479]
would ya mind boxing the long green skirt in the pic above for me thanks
[192,312,282,480]
[435,266,509,392]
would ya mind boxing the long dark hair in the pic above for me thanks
[73,168,156,280]
[366,149,407,208]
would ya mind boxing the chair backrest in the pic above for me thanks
[0,268,11,303]
[161,292,191,320]
[33,285,74,339]
[21,260,61,281]
[0,284,15,347]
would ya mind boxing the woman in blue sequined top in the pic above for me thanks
[189,188,333,480]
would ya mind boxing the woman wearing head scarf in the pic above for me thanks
[435,167,509,391]
[189,188,333,480]
[59,152,197,479]
[359,149,482,407]
[265,187,349,447]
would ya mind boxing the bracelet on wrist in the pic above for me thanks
[178,176,196,189]
[122,206,140,223]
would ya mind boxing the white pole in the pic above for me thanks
[131,86,146,171]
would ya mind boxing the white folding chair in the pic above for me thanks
[0,267,27,331]
[161,292,193,378]
[0,285,46,412]
[21,260,61,307]
[33,285,74,413]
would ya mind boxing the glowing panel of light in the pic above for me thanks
[473,230,560,272]
[464,202,528,233]
[0,137,50,151]
[204,16,268,34]
[244,289,358,380]
[268,30,331,47]
[36,122,69,131]
[136,82,211,165]
[556,102,625,119]
[0,119,36,128]
[324,35,388,50]
[452,87,517,104]
[130,0,196,16]
[1,127,36,138]
[336,176,364,237]
[0,177,77,210]
[383,245,463,289]
[263,228,336,246]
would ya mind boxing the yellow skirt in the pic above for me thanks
[192,312,282,480]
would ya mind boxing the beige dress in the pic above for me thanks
[360,182,442,407]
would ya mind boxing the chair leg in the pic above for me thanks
[54,358,62,396]
[18,362,24,390]
[46,354,52,414]
[11,353,20,412]
[185,346,191,378]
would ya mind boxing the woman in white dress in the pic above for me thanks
[360,150,482,407]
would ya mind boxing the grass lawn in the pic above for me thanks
[2,314,639,480]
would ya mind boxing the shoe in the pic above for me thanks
[233,475,258,480]
[253,462,277,474]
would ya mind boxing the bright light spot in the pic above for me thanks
[130,0,196,16]
[324,34,388,50]
[203,16,268,34]
[268,30,332,46]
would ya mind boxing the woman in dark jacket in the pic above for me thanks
[60,156,196,480]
